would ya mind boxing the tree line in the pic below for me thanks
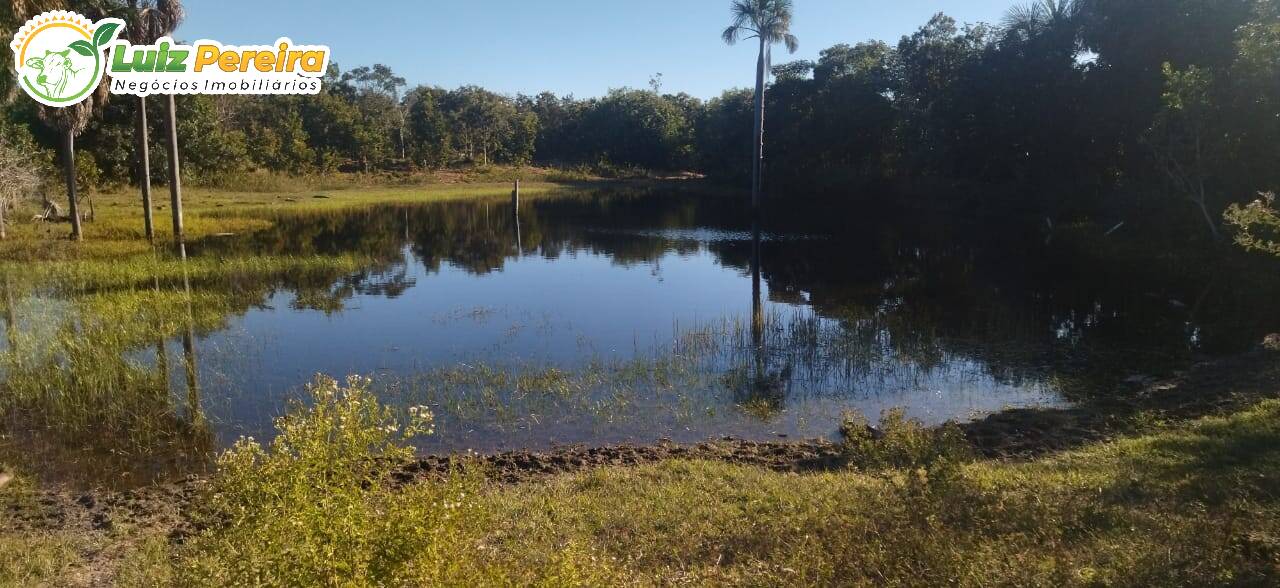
[2,0,1278,241]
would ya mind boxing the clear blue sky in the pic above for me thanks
[179,0,1013,99]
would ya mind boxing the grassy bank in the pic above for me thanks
[1,170,567,263]
[2,365,1277,586]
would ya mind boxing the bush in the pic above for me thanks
[178,374,495,586]
[840,408,974,477]
[1225,192,1280,256]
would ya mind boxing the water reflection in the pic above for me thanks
[180,189,1280,451]
[7,186,1280,483]
[0,254,214,488]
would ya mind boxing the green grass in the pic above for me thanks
[478,403,1280,585]
[4,375,1279,585]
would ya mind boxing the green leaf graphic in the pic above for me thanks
[92,22,120,47]
[69,40,95,57]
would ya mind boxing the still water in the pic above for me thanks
[11,186,1280,477]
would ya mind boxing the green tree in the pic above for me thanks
[404,86,451,168]
[1145,63,1223,240]
[441,86,515,166]
[1003,0,1078,41]
[0,131,41,239]
[581,89,692,170]
[341,64,407,162]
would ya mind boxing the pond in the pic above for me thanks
[7,185,1280,484]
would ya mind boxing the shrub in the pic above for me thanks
[178,374,495,586]
[1225,192,1280,256]
[840,408,974,476]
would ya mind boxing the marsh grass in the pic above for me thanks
[0,178,563,263]
[372,307,1056,448]
[0,317,215,485]
[840,408,974,473]
[0,250,375,484]
[0,474,82,585]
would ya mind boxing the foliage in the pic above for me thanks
[840,408,974,478]
[178,374,493,586]
[1226,192,1280,256]
[0,131,42,220]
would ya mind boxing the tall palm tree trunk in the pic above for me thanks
[63,130,83,241]
[751,37,766,212]
[136,96,155,241]
[164,94,183,247]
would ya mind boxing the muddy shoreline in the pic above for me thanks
[396,346,1280,483]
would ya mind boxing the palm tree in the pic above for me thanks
[721,0,798,211]
[125,0,183,242]
[15,1,119,241]
[1002,0,1078,40]
[37,91,102,241]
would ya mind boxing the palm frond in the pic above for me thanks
[1002,3,1044,34]
[722,25,742,45]
[721,0,798,55]
[782,33,798,54]
[728,0,754,27]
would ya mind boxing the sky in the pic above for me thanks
[179,0,1014,99]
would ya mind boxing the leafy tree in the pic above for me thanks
[1145,63,1224,239]
[237,97,315,174]
[441,86,517,166]
[893,14,991,179]
[405,86,452,168]
[341,64,408,160]
[580,89,692,170]
[697,89,754,180]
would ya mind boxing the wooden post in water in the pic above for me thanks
[512,180,522,255]
[164,94,184,248]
